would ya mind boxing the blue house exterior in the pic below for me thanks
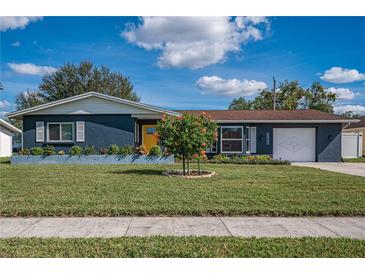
[7,92,357,162]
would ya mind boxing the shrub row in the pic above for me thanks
[18,144,163,157]
[176,154,290,165]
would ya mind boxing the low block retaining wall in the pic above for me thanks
[11,155,175,165]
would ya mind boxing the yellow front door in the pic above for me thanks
[142,125,158,152]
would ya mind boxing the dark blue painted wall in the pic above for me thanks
[253,123,342,162]
[23,114,135,152]
[22,114,343,161]
[213,122,343,162]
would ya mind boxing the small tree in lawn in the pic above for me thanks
[156,112,218,175]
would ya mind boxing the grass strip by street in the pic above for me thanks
[0,237,364,258]
[344,157,365,163]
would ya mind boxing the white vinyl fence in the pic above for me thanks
[342,132,363,158]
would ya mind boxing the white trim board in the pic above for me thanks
[0,118,21,133]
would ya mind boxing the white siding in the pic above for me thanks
[0,126,13,157]
[30,97,159,115]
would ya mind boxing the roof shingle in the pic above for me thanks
[176,109,353,121]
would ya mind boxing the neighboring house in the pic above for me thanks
[343,116,365,157]
[0,118,22,157]
[6,92,359,162]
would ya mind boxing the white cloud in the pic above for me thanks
[0,16,42,32]
[8,63,57,75]
[334,105,365,116]
[235,16,268,27]
[11,41,21,47]
[320,67,365,83]
[197,75,267,97]
[326,87,356,100]
[0,100,12,109]
[122,16,269,69]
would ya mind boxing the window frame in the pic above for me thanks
[46,122,74,143]
[220,126,243,154]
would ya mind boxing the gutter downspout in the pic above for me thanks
[343,122,351,130]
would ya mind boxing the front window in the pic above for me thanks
[47,123,74,142]
[221,126,243,153]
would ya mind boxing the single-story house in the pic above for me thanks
[343,115,365,157]
[0,118,22,157]
[6,92,359,162]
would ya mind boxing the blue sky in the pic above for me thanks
[1,16,365,115]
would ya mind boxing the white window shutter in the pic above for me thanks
[250,127,257,153]
[76,121,85,142]
[36,121,44,142]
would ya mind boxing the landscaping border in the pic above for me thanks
[10,155,175,165]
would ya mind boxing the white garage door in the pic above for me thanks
[273,128,316,162]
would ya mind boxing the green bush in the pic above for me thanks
[212,154,229,162]
[30,147,44,155]
[206,154,290,165]
[69,145,83,155]
[119,145,134,156]
[18,148,30,155]
[148,145,162,156]
[107,144,120,155]
[43,145,56,156]
[83,146,96,155]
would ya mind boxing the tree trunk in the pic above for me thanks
[187,156,190,175]
[182,154,186,175]
[198,159,201,175]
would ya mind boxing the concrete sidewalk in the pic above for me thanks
[1,217,364,239]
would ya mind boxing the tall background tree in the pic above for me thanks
[229,80,336,113]
[228,97,253,110]
[15,61,139,110]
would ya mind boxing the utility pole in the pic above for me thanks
[272,76,276,110]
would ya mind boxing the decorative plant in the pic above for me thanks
[43,145,56,156]
[99,148,108,155]
[18,148,30,155]
[119,145,134,156]
[107,144,120,155]
[156,112,218,175]
[30,147,44,155]
[83,146,96,155]
[135,144,147,155]
[58,150,65,155]
[148,145,162,157]
[69,145,83,155]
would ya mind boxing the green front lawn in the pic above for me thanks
[1,237,364,258]
[344,157,365,163]
[0,157,10,164]
[1,164,364,216]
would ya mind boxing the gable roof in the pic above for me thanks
[6,92,181,119]
[346,116,365,129]
[177,109,359,123]
[0,118,22,133]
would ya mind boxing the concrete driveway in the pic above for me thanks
[292,162,365,177]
